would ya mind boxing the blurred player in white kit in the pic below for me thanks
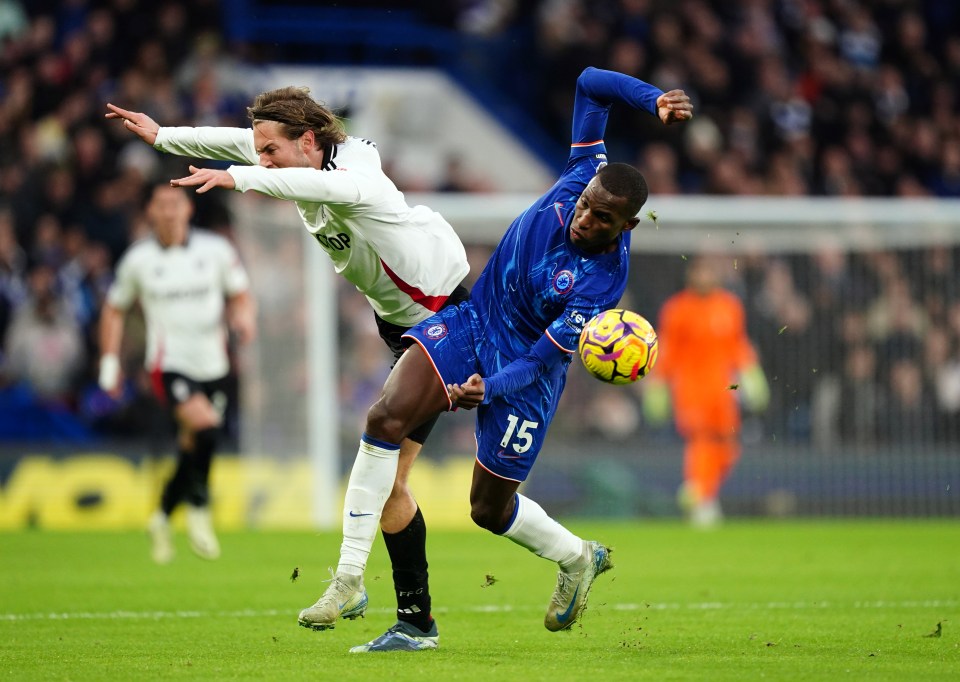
[98,182,256,563]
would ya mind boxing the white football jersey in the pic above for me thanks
[107,229,251,381]
[154,127,470,327]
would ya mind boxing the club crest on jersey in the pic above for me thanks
[553,269,575,294]
[425,323,448,340]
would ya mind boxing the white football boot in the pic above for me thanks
[147,510,174,564]
[185,505,221,560]
[298,571,368,631]
[544,541,613,631]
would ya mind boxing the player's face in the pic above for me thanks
[253,121,312,169]
[570,177,639,254]
[148,186,192,247]
[688,257,720,294]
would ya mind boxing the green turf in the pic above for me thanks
[1,520,957,681]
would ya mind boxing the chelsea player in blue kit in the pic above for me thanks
[305,67,692,651]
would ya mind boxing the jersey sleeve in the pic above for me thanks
[106,251,140,311]
[155,126,259,165]
[545,294,620,354]
[482,334,567,402]
[227,165,364,204]
[569,67,665,155]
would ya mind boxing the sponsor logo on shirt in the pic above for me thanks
[563,311,587,334]
[146,285,213,301]
[313,231,351,251]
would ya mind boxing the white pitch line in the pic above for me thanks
[1,600,955,622]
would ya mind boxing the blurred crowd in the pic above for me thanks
[520,0,960,198]
[1,0,958,450]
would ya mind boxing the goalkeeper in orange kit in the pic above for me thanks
[643,255,768,526]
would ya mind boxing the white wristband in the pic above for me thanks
[99,353,120,392]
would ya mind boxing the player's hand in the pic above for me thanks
[739,364,770,413]
[656,90,693,125]
[105,103,160,145]
[447,374,485,410]
[98,353,124,399]
[170,165,236,194]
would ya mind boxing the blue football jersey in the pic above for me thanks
[469,67,662,369]
[402,68,665,477]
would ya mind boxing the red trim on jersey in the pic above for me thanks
[545,329,577,354]
[380,259,449,312]
[474,456,523,483]
[553,202,565,225]
[150,366,166,405]
[150,339,166,405]
[571,139,604,148]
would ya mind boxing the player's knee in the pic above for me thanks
[469,502,504,533]
[365,401,407,443]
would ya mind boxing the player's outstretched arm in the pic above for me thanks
[655,90,693,125]
[105,103,160,145]
[170,165,236,194]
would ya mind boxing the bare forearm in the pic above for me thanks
[227,290,257,344]
[98,304,125,356]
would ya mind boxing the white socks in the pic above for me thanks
[337,434,400,576]
[500,493,587,571]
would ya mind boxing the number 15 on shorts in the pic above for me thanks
[500,414,539,454]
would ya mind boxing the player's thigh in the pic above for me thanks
[162,374,222,431]
[469,460,520,515]
[175,394,221,431]
[374,344,450,430]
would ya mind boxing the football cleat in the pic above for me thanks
[690,498,723,528]
[349,620,439,653]
[544,541,612,632]
[185,505,221,560]
[147,511,174,564]
[298,571,368,631]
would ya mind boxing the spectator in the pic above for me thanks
[1,261,86,403]
[0,0,958,456]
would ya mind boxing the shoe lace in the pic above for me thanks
[551,572,573,608]
[315,568,350,601]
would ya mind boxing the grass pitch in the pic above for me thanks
[1,520,957,681]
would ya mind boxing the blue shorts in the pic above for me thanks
[403,302,566,482]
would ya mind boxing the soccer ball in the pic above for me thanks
[578,309,658,384]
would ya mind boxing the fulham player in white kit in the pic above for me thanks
[98,183,256,563]
[105,89,469,634]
